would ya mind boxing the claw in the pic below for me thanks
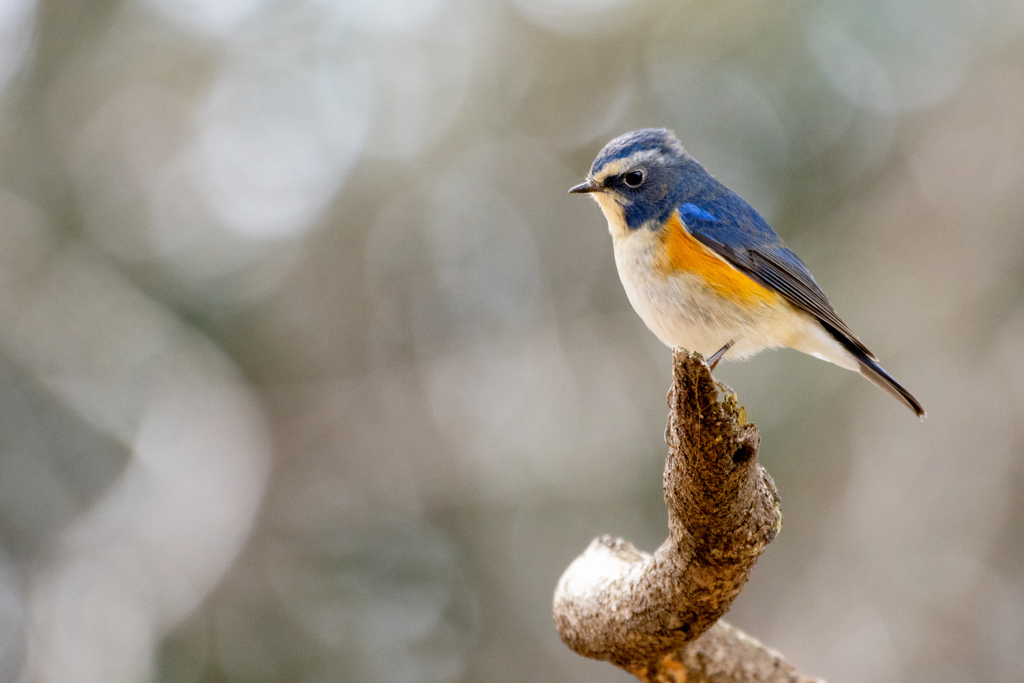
[714,378,736,398]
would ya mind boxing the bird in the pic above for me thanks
[569,128,924,418]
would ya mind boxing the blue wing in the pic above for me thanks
[679,189,875,360]
[680,185,924,416]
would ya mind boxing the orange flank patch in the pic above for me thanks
[655,211,780,305]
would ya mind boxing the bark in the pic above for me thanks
[553,349,823,682]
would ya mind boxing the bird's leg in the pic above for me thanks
[706,340,739,404]
[706,339,735,371]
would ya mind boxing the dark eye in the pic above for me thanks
[623,169,645,188]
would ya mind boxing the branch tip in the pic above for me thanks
[553,348,817,681]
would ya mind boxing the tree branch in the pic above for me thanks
[553,349,822,682]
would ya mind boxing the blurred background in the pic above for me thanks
[0,0,1022,681]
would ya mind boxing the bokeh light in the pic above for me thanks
[0,0,34,96]
[0,0,1022,681]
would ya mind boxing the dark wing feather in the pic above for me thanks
[693,235,877,361]
[677,196,876,361]
[678,197,924,416]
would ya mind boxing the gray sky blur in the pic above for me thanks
[0,0,1023,681]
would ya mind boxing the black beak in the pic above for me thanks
[568,179,603,194]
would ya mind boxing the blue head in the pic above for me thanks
[569,129,714,231]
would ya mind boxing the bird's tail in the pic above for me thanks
[856,355,926,418]
[819,321,926,418]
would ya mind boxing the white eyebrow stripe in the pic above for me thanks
[592,149,667,183]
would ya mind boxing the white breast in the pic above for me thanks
[591,191,853,366]
[611,228,808,360]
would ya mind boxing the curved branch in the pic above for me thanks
[553,349,819,681]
